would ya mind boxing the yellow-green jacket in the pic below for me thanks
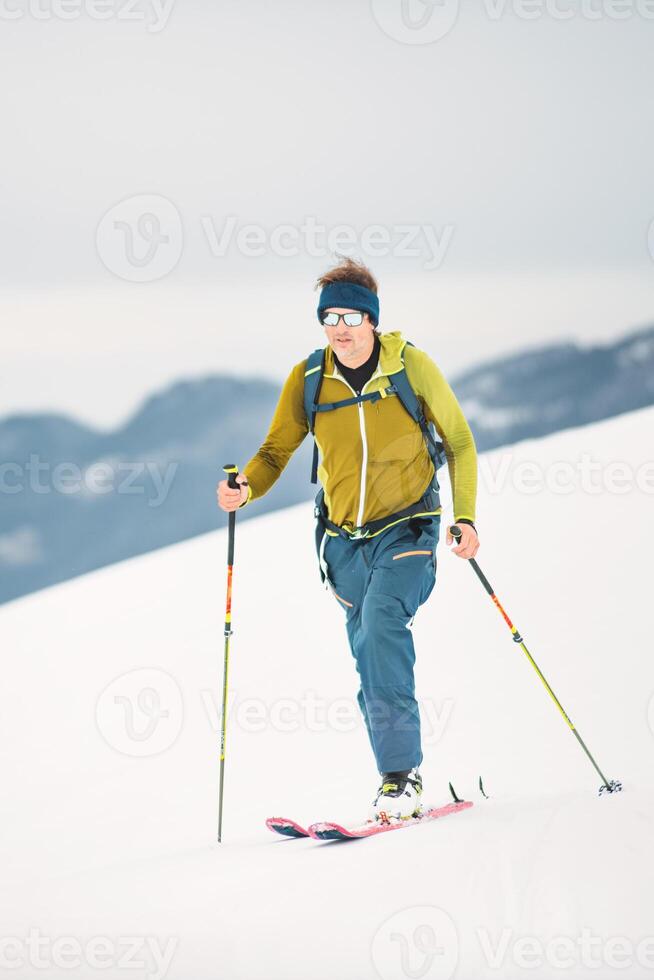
[242,331,477,531]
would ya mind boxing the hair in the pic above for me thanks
[315,256,378,295]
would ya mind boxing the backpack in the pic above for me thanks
[302,341,446,486]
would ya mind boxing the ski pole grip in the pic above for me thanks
[450,524,463,543]
[223,463,239,490]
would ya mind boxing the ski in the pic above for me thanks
[307,800,473,841]
[266,816,311,839]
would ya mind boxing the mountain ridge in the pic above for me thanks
[1,322,653,605]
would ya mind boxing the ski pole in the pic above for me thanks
[218,463,240,842]
[450,525,621,795]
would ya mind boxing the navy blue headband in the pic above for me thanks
[317,281,379,327]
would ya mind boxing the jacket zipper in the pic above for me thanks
[355,396,368,528]
[327,365,382,532]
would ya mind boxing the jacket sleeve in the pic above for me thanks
[404,346,478,524]
[240,360,309,504]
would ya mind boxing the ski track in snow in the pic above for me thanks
[1,405,653,979]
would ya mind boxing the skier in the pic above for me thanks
[217,257,479,821]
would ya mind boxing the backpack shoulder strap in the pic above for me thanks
[303,348,325,434]
[388,341,421,425]
[303,348,326,484]
[388,341,446,471]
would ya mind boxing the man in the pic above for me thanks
[218,257,479,821]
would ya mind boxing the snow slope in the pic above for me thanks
[1,406,654,980]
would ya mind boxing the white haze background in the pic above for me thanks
[1,1,653,425]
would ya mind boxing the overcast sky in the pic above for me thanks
[2,0,654,426]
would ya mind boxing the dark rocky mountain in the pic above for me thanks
[454,326,654,450]
[2,323,653,605]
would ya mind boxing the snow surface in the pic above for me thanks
[2,406,654,980]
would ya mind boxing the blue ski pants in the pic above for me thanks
[318,514,440,774]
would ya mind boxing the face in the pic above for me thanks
[322,308,376,365]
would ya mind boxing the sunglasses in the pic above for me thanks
[320,311,365,327]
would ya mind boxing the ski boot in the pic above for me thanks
[371,768,423,822]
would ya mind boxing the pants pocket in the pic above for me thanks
[407,515,440,571]
[391,549,434,561]
[314,518,328,584]
[322,534,359,613]
[330,587,353,609]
